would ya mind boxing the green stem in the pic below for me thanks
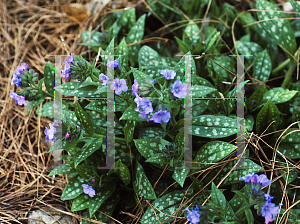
[281,63,296,89]
[272,50,299,75]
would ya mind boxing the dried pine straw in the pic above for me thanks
[0,0,139,223]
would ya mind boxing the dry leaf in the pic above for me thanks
[65,3,91,23]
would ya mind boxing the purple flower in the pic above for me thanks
[9,90,27,106]
[134,94,143,109]
[160,69,176,80]
[150,110,171,124]
[17,62,29,72]
[132,79,139,95]
[171,80,189,98]
[185,205,201,224]
[62,54,74,82]
[110,78,128,95]
[239,173,271,187]
[139,110,151,122]
[66,133,70,138]
[107,60,119,68]
[261,202,283,224]
[101,55,104,58]
[257,174,272,187]
[44,120,59,143]
[99,73,109,85]
[140,98,153,114]
[66,53,74,64]
[11,71,22,87]
[264,193,274,203]
[92,179,95,182]
[82,184,96,197]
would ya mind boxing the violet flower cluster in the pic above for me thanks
[239,173,283,224]
[185,205,201,224]
[82,184,95,197]
[62,53,74,82]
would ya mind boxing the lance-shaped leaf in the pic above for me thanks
[131,67,153,85]
[140,191,186,224]
[89,183,116,217]
[138,127,167,139]
[272,130,300,159]
[191,85,217,98]
[35,100,68,118]
[182,20,202,53]
[61,175,84,200]
[172,168,189,188]
[134,162,156,200]
[138,45,159,67]
[43,61,55,95]
[123,120,136,143]
[115,37,128,67]
[75,101,94,137]
[27,96,45,116]
[71,194,90,211]
[74,137,103,168]
[263,87,298,104]
[108,159,131,185]
[134,138,169,160]
[253,49,272,84]
[119,104,146,121]
[48,163,76,176]
[256,100,280,134]
[211,182,227,210]
[256,0,297,60]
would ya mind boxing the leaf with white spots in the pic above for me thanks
[248,85,268,112]
[210,182,227,210]
[191,85,217,98]
[71,194,90,211]
[134,162,156,200]
[43,61,55,95]
[235,41,263,68]
[147,56,179,67]
[192,115,237,138]
[138,45,159,67]
[138,127,167,139]
[143,65,172,80]
[76,164,95,179]
[89,183,116,217]
[256,0,297,60]
[59,81,104,98]
[207,55,236,83]
[172,168,189,188]
[75,101,94,137]
[61,175,84,200]
[108,159,131,185]
[115,37,128,67]
[278,165,298,184]
[119,8,135,29]
[272,130,300,159]
[229,185,248,213]
[35,100,68,118]
[173,52,193,82]
[253,49,272,84]
[263,87,298,104]
[119,104,147,121]
[133,138,169,160]
[256,100,280,134]
[80,30,109,52]
[27,96,45,116]
[192,100,207,117]
[204,30,220,53]
[182,20,202,54]
[131,67,153,85]
[192,141,237,173]
[127,14,146,66]
[74,137,103,168]
[140,191,186,224]
[48,163,76,176]
[123,120,135,143]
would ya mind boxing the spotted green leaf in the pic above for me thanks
[134,162,156,200]
[119,8,135,29]
[257,0,297,61]
[191,85,217,98]
[35,100,68,118]
[172,168,189,188]
[183,20,202,54]
[61,175,84,200]
[75,101,94,137]
[131,67,153,85]
[147,57,179,67]
[263,87,298,104]
[192,115,237,138]
[138,127,167,139]
[119,104,146,121]
[81,30,109,52]
[27,96,45,116]
[192,141,237,173]
[253,49,272,84]
[133,138,169,160]
[173,52,193,82]
[207,55,236,83]
[192,100,207,117]
[108,159,131,185]
[145,153,168,164]
[48,163,76,176]
[76,164,94,179]
[204,30,220,53]
[59,81,104,98]
[123,120,135,143]
[211,182,227,210]
[74,137,103,168]
[175,36,190,54]
[229,185,248,212]
[89,183,116,217]
[143,65,172,79]
[278,165,298,184]
[127,14,146,66]
[138,45,159,67]
[71,194,89,212]
[273,130,300,159]
[235,41,263,67]
[43,61,55,95]
[256,100,280,134]
[140,191,186,224]
[115,38,128,68]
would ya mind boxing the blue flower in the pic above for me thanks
[171,80,189,99]
[11,63,29,87]
[110,78,128,95]
[99,73,109,85]
[9,90,27,106]
[62,53,74,82]
[261,202,283,224]
[239,173,271,187]
[152,80,156,85]
[185,205,201,224]
[66,53,74,64]
[44,120,59,143]
[264,193,274,203]
[107,60,119,68]
[160,69,176,80]
[150,110,171,124]
[82,184,96,197]
[132,79,139,95]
